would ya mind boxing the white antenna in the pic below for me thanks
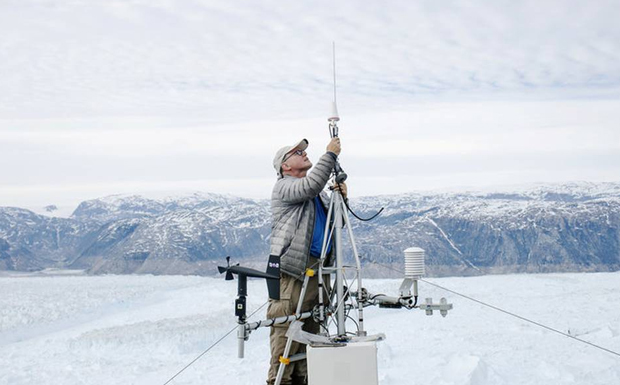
[333,41,337,105]
[329,41,340,123]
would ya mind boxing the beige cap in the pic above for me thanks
[273,139,309,178]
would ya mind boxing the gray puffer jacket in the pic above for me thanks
[270,152,337,279]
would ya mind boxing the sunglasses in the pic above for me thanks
[282,149,305,163]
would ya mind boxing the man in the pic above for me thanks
[266,137,346,385]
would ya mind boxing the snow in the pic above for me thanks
[1,272,619,384]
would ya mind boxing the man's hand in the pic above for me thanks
[332,182,347,200]
[326,137,341,156]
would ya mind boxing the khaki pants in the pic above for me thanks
[266,272,330,385]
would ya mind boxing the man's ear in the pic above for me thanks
[281,163,291,172]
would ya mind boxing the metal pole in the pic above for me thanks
[245,311,314,331]
[318,193,335,332]
[237,323,245,358]
[340,198,366,335]
[333,191,346,337]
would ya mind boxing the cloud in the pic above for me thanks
[1,1,620,208]
[1,0,619,121]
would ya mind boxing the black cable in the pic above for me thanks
[342,189,384,221]
[333,181,384,222]
[320,322,331,336]
[361,256,620,359]
[345,313,360,332]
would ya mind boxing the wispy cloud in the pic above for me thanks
[1,0,619,209]
[1,0,619,120]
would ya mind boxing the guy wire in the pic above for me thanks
[162,302,268,385]
[162,260,322,384]
[361,257,620,359]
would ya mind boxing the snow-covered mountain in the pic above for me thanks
[0,207,98,271]
[350,182,620,276]
[1,183,619,276]
[68,193,271,275]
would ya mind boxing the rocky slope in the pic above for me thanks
[350,183,620,275]
[1,183,619,276]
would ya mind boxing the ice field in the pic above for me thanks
[1,271,619,385]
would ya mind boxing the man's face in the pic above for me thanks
[282,149,312,174]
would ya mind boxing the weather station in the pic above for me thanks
[217,43,453,385]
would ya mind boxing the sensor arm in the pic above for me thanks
[354,289,417,309]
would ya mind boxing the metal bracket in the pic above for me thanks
[398,278,415,297]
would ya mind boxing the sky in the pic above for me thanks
[1,0,620,215]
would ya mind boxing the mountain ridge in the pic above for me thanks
[1,182,619,276]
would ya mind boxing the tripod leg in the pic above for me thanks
[274,269,314,385]
[318,193,336,331]
[340,198,366,335]
[333,192,347,336]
